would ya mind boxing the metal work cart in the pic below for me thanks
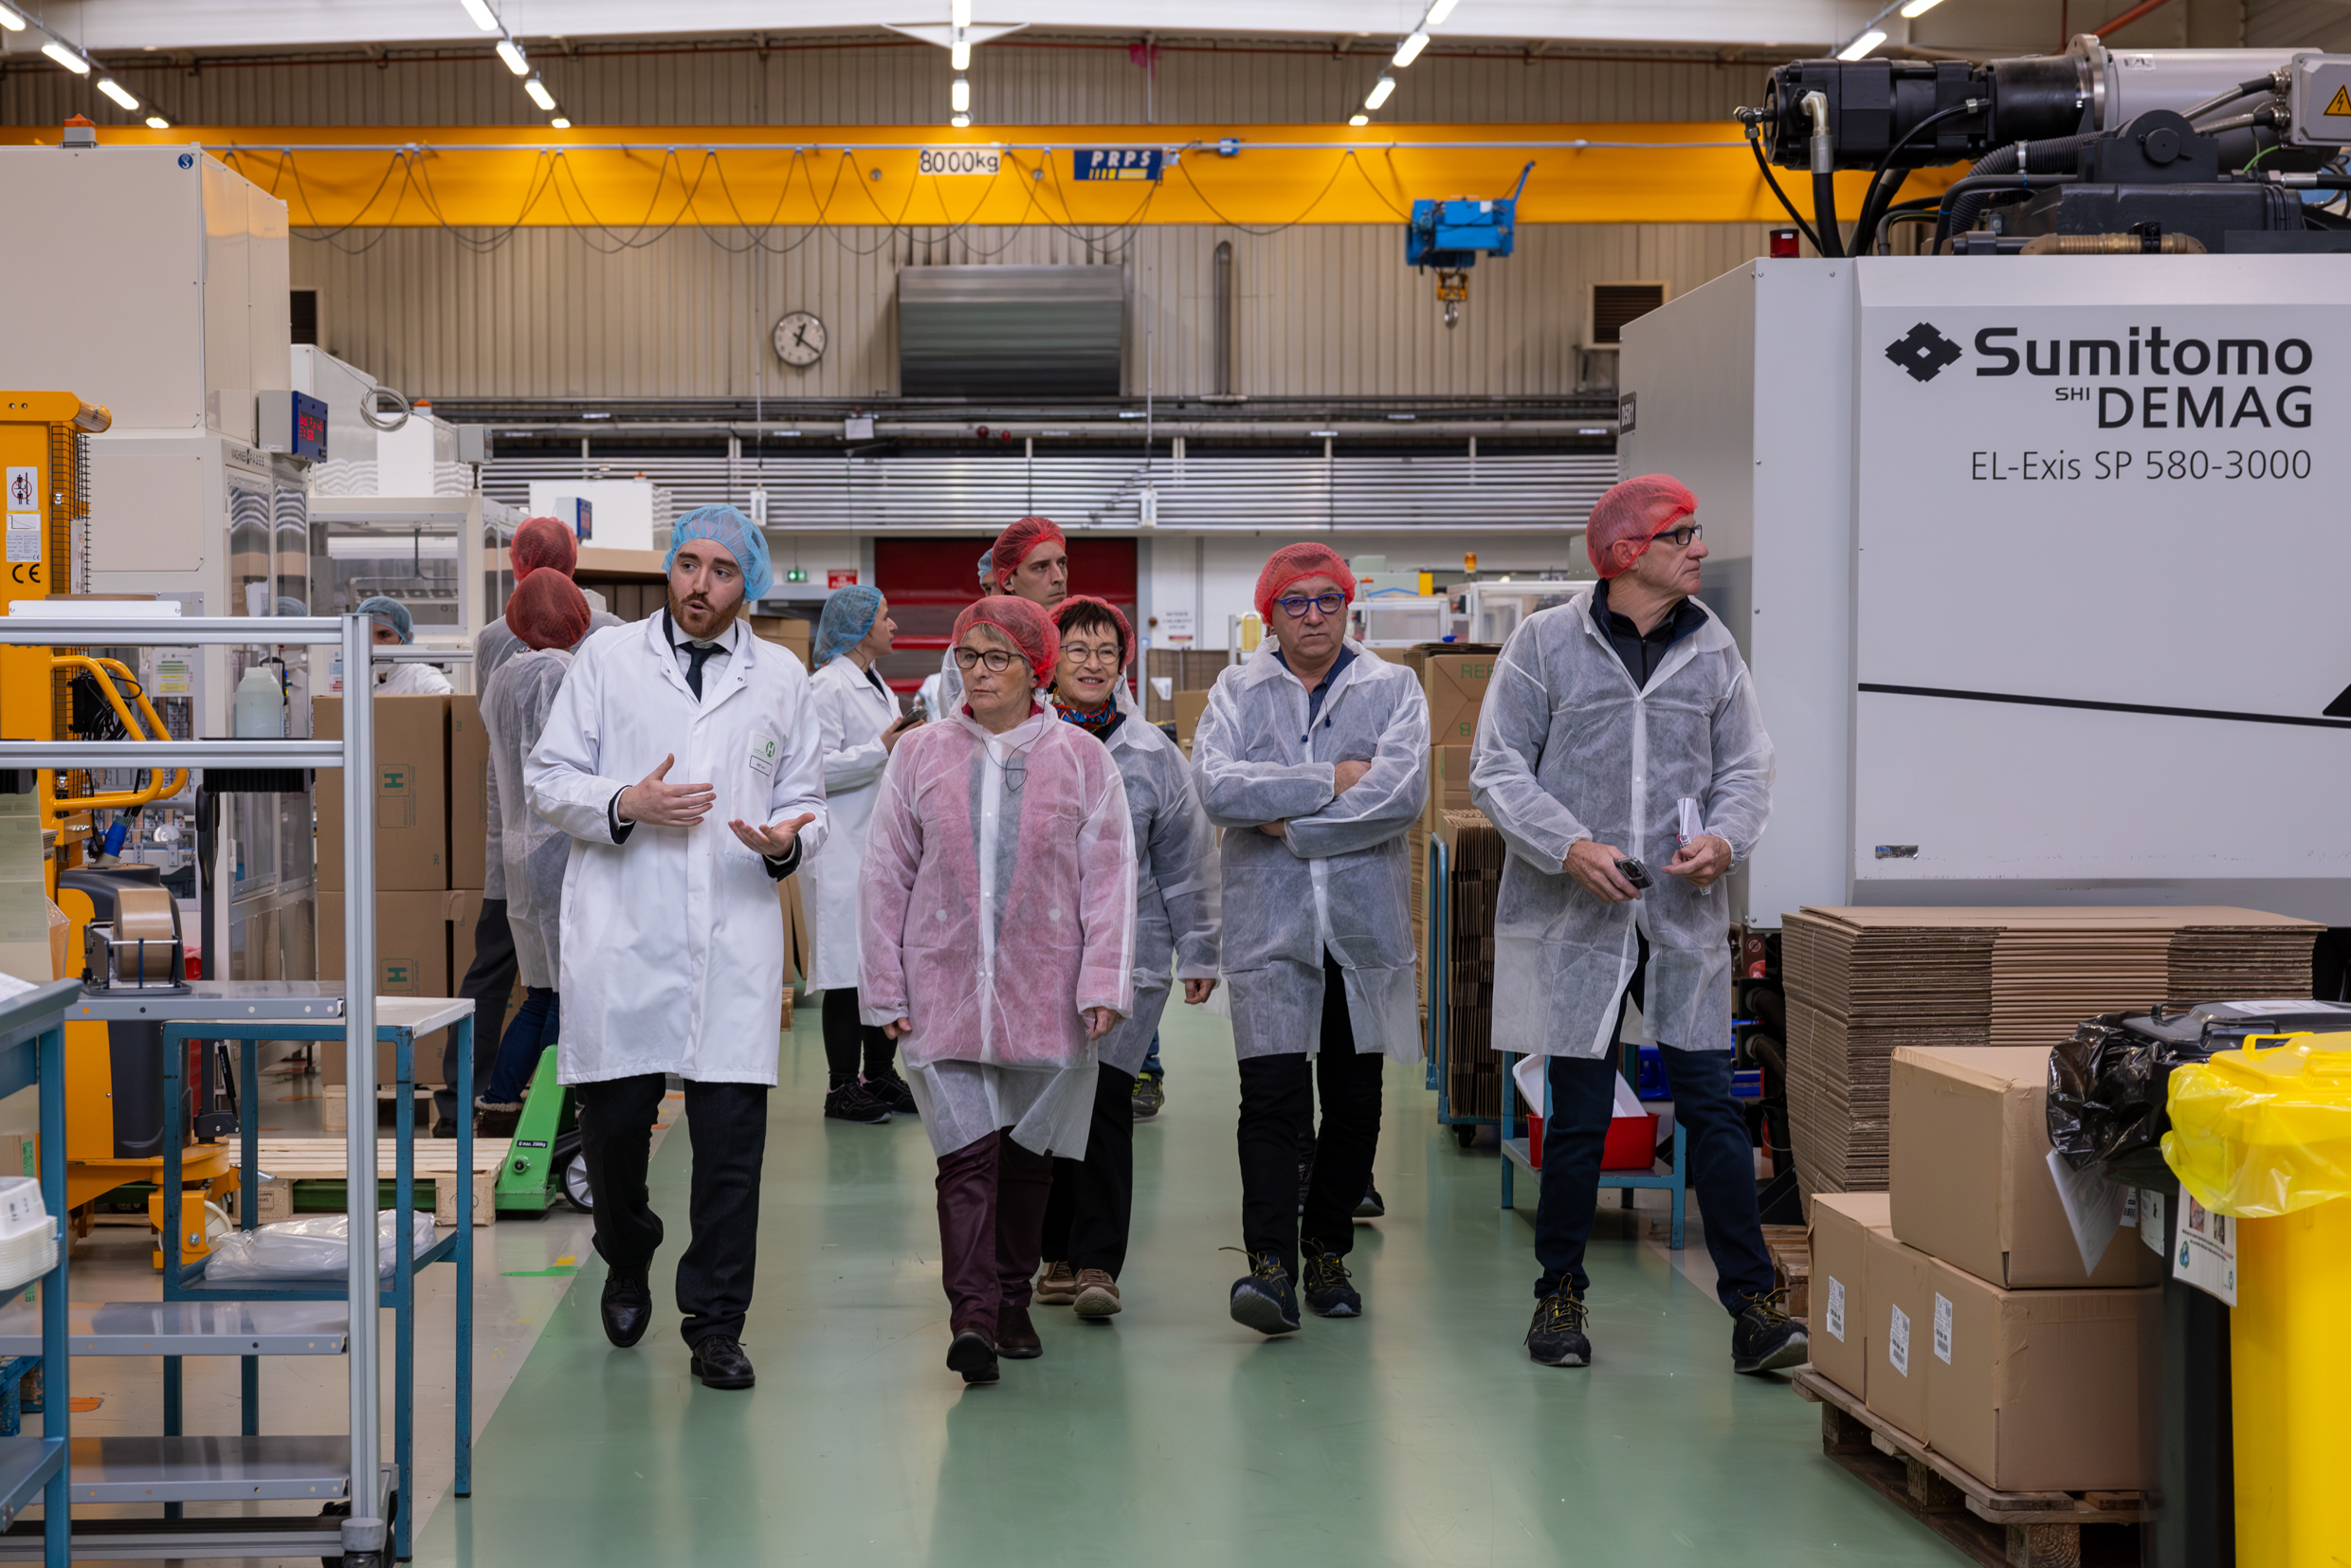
[1498,1049,1688,1249]
[0,613,410,1567]
[0,978,79,1567]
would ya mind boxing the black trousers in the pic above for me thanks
[1039,1063,1139,1278]
[819,987,897,1084]
[576,1072,770,1346]
[1237,952,1384,1281]
[441,897,517,1122]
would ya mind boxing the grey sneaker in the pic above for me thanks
[1527,1286,1592,1367]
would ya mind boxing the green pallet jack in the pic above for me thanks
[494,1048,592,1215]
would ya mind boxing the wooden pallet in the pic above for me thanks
[318,1084,438,1135]
[1761,1223,1810,1321]
[230,1139,512,1228]
[1793,1369,2146,1568]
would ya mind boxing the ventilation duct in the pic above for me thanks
[898,264,1124,397]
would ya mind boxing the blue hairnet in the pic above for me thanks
[357,595,413,643]
[975,547,994,585]
[813,585,884,666]
[665,504,772,604]
[275,596,308,617]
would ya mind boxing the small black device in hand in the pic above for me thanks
[1615,857,1654,891]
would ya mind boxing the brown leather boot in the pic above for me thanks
[996,1301,1043,1359]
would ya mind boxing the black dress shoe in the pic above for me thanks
[601,1267,652,1349]
[689,1335,756,1390]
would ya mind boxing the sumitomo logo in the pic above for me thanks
[1886,322,1964,383]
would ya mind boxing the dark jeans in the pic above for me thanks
[1532,946,1774,1313]
[1140,1031,1164,1081]
[935,1131,1055,1339]
[819,987,896,1085]
[576,1072,770,1346]
[441,896,517,1122]
[1040,1064,1138,1278]
[483,988,558,1105]
[1237,952,1383,1281]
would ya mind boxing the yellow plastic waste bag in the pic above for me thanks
[2161,1033,2351,1218]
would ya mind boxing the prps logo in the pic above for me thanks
[1886,322,1964,383]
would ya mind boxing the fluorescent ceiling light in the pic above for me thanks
[950,76,970,112]
[1393,32,1429,66]
[145,115,171,129]
[43,42,91,74]
[951,113,970,128]
[951,0,971,26]
[1364,74,1395,110]
[524,74,555,110]
[96,78,138,110]
[0,5,25,31]
[1349,113,1369,125]
[495,37,528,75]
[1898,0,1944,12]
[951,37,970,69]
[1424,0,1458,22]
[550,116,572,129]
[1837,28,1886,60]
[460,0,500,29]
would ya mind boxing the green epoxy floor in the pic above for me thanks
[412,1003,1969,1568]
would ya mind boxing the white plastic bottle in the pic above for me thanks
[232,665,284,738]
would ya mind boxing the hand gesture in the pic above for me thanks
[885,1015,913,1040]
[729,811,815,859]
[1182,977,1218,1005]
[1664,834,1732,890]
[1258,821,1286,838]
[1565,839,1641,903]
[617,755,715,828]
[1084,1007,1119,1041]
[1333,758,1372,794]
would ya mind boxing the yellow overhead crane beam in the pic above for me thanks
[0,121,1957,228]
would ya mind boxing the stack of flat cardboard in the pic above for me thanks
[1785,905,2320,1200]
[1440,809,1504,1119]
[1405,647,1497,1011]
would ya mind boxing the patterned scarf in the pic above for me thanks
[1055,697,1122,738]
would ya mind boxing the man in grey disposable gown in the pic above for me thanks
[1469,474,1802,1377]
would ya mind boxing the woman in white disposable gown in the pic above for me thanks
[803,584,924,1124]
[1034,595,1219,1321]
[472,570,592,1134]
[860,593,1136,1387]
[357,595,454,696]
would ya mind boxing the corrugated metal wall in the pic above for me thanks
[290,220,1770,399]
[3,36,1772,129]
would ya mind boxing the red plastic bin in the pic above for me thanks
[1522,1111,1659,1172]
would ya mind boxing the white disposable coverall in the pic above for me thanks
[526,615,829,1085]
[859,697,1137,1158]
[1094,713,1220,1078]
[1193,641,1429,1064]
[803,654,902,992]
[1467,591,1773,1060]
[477,610,620,901]
[374,660,451,696]
[481,647,574,988]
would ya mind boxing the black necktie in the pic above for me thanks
[684,642,717,700]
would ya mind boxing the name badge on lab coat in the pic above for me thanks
[748,732,779,777]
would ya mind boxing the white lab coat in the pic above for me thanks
[803,655,902,991]
[526,616,829,1085]
[374,660,451,696]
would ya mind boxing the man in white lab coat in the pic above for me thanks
[527,504,827,1392]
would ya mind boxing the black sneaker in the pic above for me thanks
[824,1082,892,1124]
[1731,1287,1811,1376]
[1355,1183,1385,1219]
[1300,1244,1361,1318]
[1526,1286,1592,1367]
[1130,1071,1165,1121]
[863,1068,918,1116]
[1228,1249,1302,1336]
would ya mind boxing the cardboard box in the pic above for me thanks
[1419,647,1497,746]
[1809,1191,1891,1403]
[1175,689,1212,744]
[447,696,490,891]
[1925,1259,2159,1492]
[1863,1229,1936,1443]
[450,887,484,992]
[1890,1046,2164,1289]
[749,616,812,669]
[316,697,451,893]
[1431,744,1473,807]
[317,889,459,1085]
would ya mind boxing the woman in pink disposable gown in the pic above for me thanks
[860,594,1137,1386]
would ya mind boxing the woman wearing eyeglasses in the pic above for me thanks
[858,594,1137,1387]
[1032,596,1220,1322]
[1192,544,1429,1337]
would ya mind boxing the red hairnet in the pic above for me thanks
[1253,543,1358,625]
[1054,594,1134,669]
[504,570,592,651]
[990,516,1067,591]
[510,516,578,581]
[1586,475,1697,580]
[953,594,1061,687]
